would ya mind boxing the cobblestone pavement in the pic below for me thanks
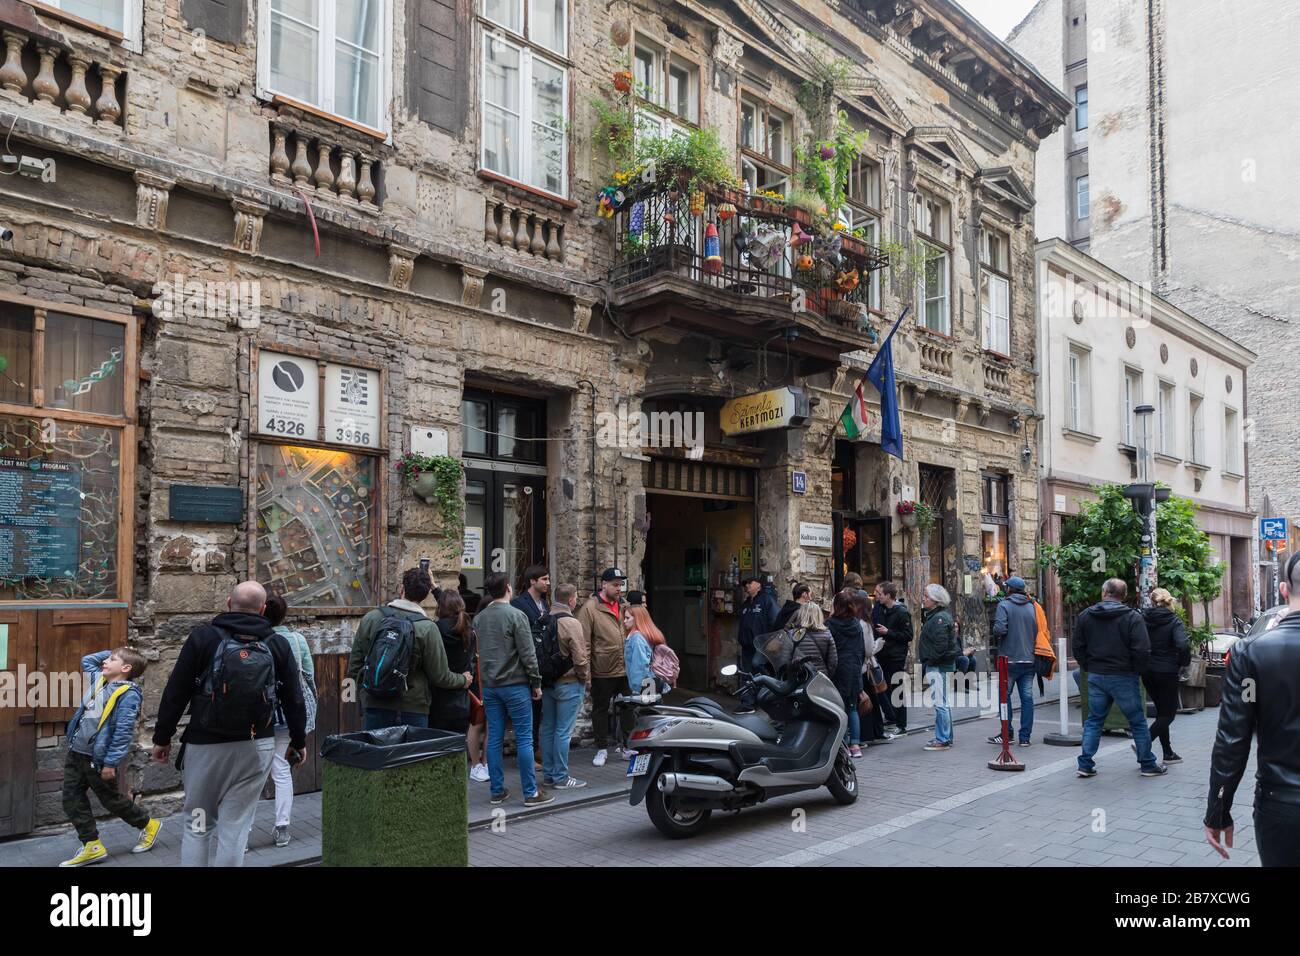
[470,704,1260,868]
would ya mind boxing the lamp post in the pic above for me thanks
[1123,404,1168,610]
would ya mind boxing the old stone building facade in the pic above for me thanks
[0,0,1065,833]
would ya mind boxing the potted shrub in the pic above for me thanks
[896,500,918,529]
[397,453,464,528]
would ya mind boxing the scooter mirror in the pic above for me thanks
[720,664,739,677]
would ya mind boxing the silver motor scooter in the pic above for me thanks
[612,633,857,838]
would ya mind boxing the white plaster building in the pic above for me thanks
[1036,239,1257,636]
[1010,0,1300,601]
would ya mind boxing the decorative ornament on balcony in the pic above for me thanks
[613,70,633,93]
[796,252,814,271]
[597,185,622,219]
[689,190,706,216]
[836,269,860,293]
[628,201,645,236]
[717,202,736,221]
[703,222,722,274]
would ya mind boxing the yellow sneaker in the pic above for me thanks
[59,840,107,867]
[132,819,161,854]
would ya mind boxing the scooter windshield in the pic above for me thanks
[754,628,796,674]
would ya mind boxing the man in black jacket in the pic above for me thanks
[737,576,780,710]
[1073,578,1164,779]
[872,580,912,734]
[152,581,307,866]
[1205,554,1300,865]
[773,583,811,631]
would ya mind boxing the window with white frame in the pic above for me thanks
[740,94,792,191]
[1075,85,1088,131]
[261,0,389,131]
[979,226,1011,354]
[1076,175,1091,219]
[632,37,699,141]
[41,1,142,46]
[1123,367,1143,445]
[479,1,569,197]
[1189,393,1205,464]
[1067,343,1091,432]
[915,191,951,335]
[1158,380,1176,455]
[842,158,883,310]
[1224,406,1241,472]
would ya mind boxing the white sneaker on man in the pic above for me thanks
[592,749,608,767]
[469,763,490,782]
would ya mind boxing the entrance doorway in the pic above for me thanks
[460,389,547,592]
[642,459,756,691]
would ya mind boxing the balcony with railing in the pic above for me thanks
[606,178,888,370]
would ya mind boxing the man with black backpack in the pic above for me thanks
[347,567,472,730]
[151,581,307,867]
[539,583,590,789]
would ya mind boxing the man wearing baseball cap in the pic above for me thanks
[989,575,1039,746]
[577,568,628,767]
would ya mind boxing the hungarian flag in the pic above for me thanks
[839,380,872,440]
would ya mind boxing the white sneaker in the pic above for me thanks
[469,763,490,782]
[592,749,608,767]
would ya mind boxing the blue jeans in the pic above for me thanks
[925,664,955,744]
[363,708,428,730]
[541,681,585,784]
[485,684,537,797]
[1004,663,1036,742]
[1079,673,1156,772]
[845,706,861,746]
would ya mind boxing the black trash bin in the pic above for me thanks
[321,726,467,867]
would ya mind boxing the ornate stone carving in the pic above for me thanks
[573,296,596,334]
[269,126,291,182]
[231,199,269,254]
[290,136,312,186]
[461,265,489,308]
[134,170,175,231]
[388,244,417,291]
[65,54,92,114]
[356,158,376,205]
[313,143,335,193]
[0,33,25,94]
[1125,326,1136,349]
[713,28,744,68]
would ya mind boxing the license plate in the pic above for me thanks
[626,753,651,777]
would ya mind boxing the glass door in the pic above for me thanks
[463,468,546,591]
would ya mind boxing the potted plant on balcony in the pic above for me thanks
[896,500,918,529]
[784,187,826,227]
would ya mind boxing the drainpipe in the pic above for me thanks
[577,379,598,589]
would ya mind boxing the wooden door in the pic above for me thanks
[0,611,37,837]
[290,653,362,795]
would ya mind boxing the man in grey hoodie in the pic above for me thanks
[989,576,1039,747]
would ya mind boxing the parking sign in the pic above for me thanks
[1261,517,1288,541]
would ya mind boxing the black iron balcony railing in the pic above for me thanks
[607,180,889,324]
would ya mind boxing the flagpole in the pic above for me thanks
[821,307,911,455]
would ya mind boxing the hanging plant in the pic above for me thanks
[397,453,464,529]
[613,70,633,93]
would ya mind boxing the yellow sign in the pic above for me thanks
[720,387,809,437]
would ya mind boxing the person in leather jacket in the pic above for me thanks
[1204,553,1300,866]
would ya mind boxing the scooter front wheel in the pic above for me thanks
[826,745,859,805]
[646,770,713,838]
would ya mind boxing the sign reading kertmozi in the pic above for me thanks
[258,352,319,440]
[324,363,381,449]
[0,458,82,578]
[720,386,810,436]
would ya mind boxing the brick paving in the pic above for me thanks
[1,697,1256,868]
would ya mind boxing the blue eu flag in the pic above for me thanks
[866,308,908,461]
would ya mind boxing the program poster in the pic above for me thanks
[324,363,381,449]
[258,352,319,441]
[0,458,83,579]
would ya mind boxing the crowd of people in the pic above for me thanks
[54,555,1300,868]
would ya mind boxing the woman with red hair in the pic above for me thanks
[623,605,666,696]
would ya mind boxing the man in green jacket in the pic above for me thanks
[918,583,959,752]
[347,568,471,730]
[474,572,551,807]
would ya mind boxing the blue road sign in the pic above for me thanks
[1261,517,1288,541]
[792,471,807,495]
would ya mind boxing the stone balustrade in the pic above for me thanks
[484,194,565,263]
[269,124,381,210]
[0,29,124,127]
[983,357,1012,395]
[919,337,954,377]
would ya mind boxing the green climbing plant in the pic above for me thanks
[396,453,464,531]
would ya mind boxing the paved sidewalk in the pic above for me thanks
[0,750,631,868]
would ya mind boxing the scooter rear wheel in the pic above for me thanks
[646,771,713,838]
[826,745,859,805]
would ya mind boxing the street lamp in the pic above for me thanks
[1123,404,1161,608]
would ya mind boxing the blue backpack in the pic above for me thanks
[360,609,415,698]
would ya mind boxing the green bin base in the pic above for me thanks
[322,752,468,867]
